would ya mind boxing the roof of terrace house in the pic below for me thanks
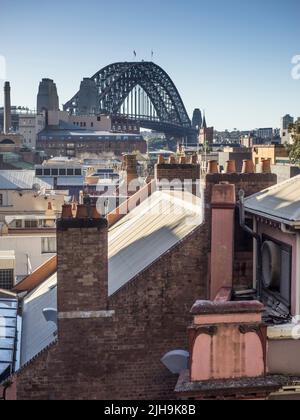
[244,175,300,225]
[15,189,203,367]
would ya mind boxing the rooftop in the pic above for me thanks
[244,175,300,225]
[0,170,52,190]
[19,189,203,365]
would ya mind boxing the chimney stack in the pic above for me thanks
[210,182,236,300]
[56,204,109,322]
[4,82,11,134]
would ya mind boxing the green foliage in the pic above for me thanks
[287,119,300,164]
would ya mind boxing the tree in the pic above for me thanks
[287,118,300,164]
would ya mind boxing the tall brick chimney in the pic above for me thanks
[56,204,111,328]
[210,183,236,300]
[4,82,11,134]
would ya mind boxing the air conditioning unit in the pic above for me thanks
[262,241,281,290]
[261,240,291,306]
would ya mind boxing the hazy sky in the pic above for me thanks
[0,0,300,130]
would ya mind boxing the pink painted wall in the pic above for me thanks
[210,208,234,299]
[191,326,265,381]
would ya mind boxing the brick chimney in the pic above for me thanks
[210,183,236,300]
[155,154,200,195]
[56,204,110,326]
[123,154,138,184]
[3,82,12,135]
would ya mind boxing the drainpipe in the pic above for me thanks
[238,190,262,300]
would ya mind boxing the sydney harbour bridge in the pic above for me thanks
[64,62,197,140]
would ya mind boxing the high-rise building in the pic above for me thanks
[281,114,294,131]
[37,79,59,113]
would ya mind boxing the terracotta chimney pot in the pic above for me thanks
[207,160,219,174]
[242,160,255,174]
[61,204,73,219]
[225,160,236,174]
[169,155,177,164]
[76,204,89,219]
[179,156,186,164]
[158,155,165,164]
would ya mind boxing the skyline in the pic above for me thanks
[0,0,300,130]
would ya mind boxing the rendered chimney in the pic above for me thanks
[207,160,219,174]
[242,160,255,174]
[56,204,109,319]
[225,160,237,174]
[3,82,11,134]
[210,182,236,300]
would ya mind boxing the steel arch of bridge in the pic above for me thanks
[64,62,195,137]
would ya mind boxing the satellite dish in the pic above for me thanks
[161,350,189,374]
[43,308,58,325]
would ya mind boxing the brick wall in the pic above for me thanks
[15,172,277,400]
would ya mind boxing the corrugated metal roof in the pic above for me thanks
[244,175,300,224]
[20,190,203,365]
[108,190,203,295]
[0,170,52,190]
[0,297,18,379]
[20,274,57,367]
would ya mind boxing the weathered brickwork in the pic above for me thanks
[16,172,277,400]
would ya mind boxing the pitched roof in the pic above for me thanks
[244,175,300,225]
[19,190,203,366]
[20,274,57,367]
[0,170,52,190]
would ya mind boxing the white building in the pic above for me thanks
[18,113,45,148]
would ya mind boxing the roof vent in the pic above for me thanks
[161,350,189,374]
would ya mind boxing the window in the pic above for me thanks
[44,169,51,176]
[59,169,66,176]
[97,117,101,122]
[67,169,74,176]
[51,169,59,176]
[75,169,82,176]
[25,220,38,229]
[0,269,14,290]
[42,237,57,254]
[15,220,22,228]
[91,122,94,128]
[0,194,3,207]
